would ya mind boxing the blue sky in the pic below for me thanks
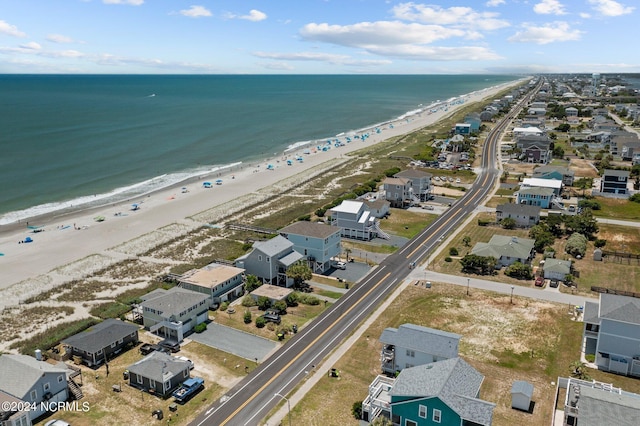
[0,0,637,74]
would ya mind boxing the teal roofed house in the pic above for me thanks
[362,357,495,425]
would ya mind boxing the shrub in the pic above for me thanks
[352,401,363,420]
[444,256,452,262]
[585,354,596,363]
[220,301,229,312]
[286,292,299,307]
[594,239,607,248]
[273,300,288,315]
[299,294,320,305]
[257,296,272,311]
[566,233,588,258]
[241,295,257,307]
[504,262,533,280]
[243,311,252,324]
[578,199,601,210]
[297,214,311,222]
[449,247,459,256]
[255,316,266,328]
[194,323,207,333]
[477,218,490,226]
[630,193,640,203]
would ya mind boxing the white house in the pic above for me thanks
[329,200,388,240]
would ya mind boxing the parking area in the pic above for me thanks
[325,260,371,283]
[189,322,278,362]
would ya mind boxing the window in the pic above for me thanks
[43,382,50,392]
[418,404,427,418]
[406,349,415,357]
[30,389,37,400]
[258,255,262,261]
[111,342,116,348]
[58,374,64,383]
[118,338,124,344]
[164,381,171,391]
[267,257,270,263]
[183,369,189,378]
[433,409,441,423]
[150,379,156,389]
[137,374,143,384]
[405,420,417,426]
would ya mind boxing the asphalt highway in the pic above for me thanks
[191,79,542,426]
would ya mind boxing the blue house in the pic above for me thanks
[515,186,555,208]
[279,221,341,273]
[363,357,495,425]
[454,123,471,135]
[464,113,481,132]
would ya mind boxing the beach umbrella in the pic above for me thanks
[131,203,139,210]
[216,179,223,184]
[203,182,212,188]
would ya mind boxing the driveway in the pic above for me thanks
[190,322,278,362]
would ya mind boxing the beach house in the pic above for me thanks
[533,165,575,186]
[599,169,629,195]
[127,351,191,397]
[62,318,139,367]
[279,221,341,274]
[328,200,387,240]
[235,235,305,287]
[394,169,433,202]
[0,354,70,422]
[495,203,540,228]
[470,235,536,268]
[379,324,461,375]
[178,262,246,306]
[383,176,413,208]
[140,287,210,343]
[515,186,556,209]
[542,258,572,282]
[0,390,32,426]
[362,357,495,426]
[583,293,640,377]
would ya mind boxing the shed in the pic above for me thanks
[593,248,603,261]
[511,380,534,411]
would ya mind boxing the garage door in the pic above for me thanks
[197,311,209,324]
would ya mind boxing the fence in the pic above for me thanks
[601,250,640,265]
[591,286,640,299]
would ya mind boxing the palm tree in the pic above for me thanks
[345,248,352,262]
[570,360,591,381]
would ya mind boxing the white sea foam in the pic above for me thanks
[0,162,242,225]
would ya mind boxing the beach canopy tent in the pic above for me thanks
[181,187,188,193]
[267,164,274,170]
[24,236,33,243]
[131,203,140,211]
[286,160,292,165]
[203,182,212,188]
[215,179,223,185]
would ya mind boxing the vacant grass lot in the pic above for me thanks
[379,208,438,239]
[592,197,640,221]
[286,283,640,426]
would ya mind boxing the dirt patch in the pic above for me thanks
[569,158,599,178]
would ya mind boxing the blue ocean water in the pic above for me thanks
[0,74,518,225]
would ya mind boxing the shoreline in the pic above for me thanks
[0,78,528,310]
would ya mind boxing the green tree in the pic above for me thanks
[570,360,592,381]
[255,316,266,328]
[257,296,272,311]
[286,262,312,289]
[500,217,517,230]
[286,292,300,307]
[552,145,565,158]
[351,401,363,420]
[243,310,252,324]
[460,254,497,275]
[245,274,262,293]
[462,236,471,247]
[565,209,598,239]
[504,262,533,280]
[273,300,288,315]
[565,233,588,258]
[529,224,556,253]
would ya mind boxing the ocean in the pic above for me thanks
[0,74,519,225]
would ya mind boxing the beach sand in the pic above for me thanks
[0,80,526,310]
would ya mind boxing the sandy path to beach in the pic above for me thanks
[0,80,526,310]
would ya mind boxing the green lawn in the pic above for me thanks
[379,208,438,239]
[592,197,640,221]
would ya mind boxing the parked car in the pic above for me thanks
[159,339,181,353]
[45,421,70,426]
[550,280,559,288]
[261,310,281,325]
[333,261,347,270]
[535,276,544,287]
[422,205,434,210]
[176,356,194,370]
[139,343,170,355]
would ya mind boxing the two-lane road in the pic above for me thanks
[192,80,541,426]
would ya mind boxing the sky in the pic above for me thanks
[0,0,637,74]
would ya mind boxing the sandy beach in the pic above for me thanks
[0,79,526,310]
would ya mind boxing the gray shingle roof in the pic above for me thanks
[512,380,534,397]
[496,203,541,216]
[578,385,640,426]
[543,258,571,274]
[280,221,339,239]
[253,235,295,257]
[62,319,138,353]
[599,294,640,325]
[583,301,600,324]
[0,355,68,400]
[380,324,460,359]
[278,250,304,267]
[141,287,210,318]
[471,235,535,261]
[127,351,190,383]
[603,169,630,178]
[394,169,433,179]
[390,357,494,426]
[517,186,555,196]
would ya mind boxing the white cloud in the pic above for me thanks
[47,34,74,43]
[486,0,506,6]
[103,0,144,5]
[19,42,41,50]
[587,0,634,17]
[253,51,391,66]
[0,20,26,37]
[508,21,583,44]
[239,10,267,22]
[391,3,510,31]
[534,0,567,15]
[580,12,592,18]
[179,5,212,18]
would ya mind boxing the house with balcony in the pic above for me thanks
[495,203,540,228]
[516,136,552,164]
[559,377,640,426]
[582,293,640,377]
[394,169,433,202]
[0,390,32,426]
[453,123,471,135]
[141,287,210,343]
[178,262,246,306]
[362,198,391,218]
[235,235,305,287]
[383,177,413,208]
[0,355,70,422]
[599,169,629,195]
[362,357,495,426]
[279,221,341,273]
[379,324,460,375]
[470,235,536,268]
[463,113,481,132]
[62,318,139,367]
[328,200,388,240]
[533,165,575,186]
[515,186,556,209]
[521,178,563,196]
